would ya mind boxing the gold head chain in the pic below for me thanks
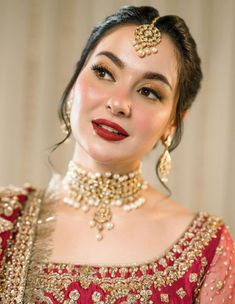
[133,17,161,58]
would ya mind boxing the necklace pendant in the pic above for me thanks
[96,232,103,241]
[94,204,112,224]
[106,222,114,230]
[89,204,113,241]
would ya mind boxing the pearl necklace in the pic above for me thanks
[62,161,148,241]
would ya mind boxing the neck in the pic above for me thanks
[72,143,141,175]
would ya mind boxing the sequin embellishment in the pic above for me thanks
[160,293,169,302]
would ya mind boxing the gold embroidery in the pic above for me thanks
[215,280,223,290]
[201,257,208,267]
[64,289,81,303]
[0,189,43,303]
[11,176,223,304]
[0,185,27,216]
[24,175,60,303]
[159,257,168,267]
[92,291,102,302]
[37,291,54,304]
[140,289,152,301]
[192,257,209,301]
[0,236,2,252]
[127,294,142,303]
[189,273,198,283]
[0,182,226,304]
[28,212,223,303]
[160,293,169,302]
[0,217,13,233]
[176,287,186,299]
[216,245,223,255]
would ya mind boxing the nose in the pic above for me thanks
[105,96,131,117]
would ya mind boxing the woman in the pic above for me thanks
[0,5,234,303]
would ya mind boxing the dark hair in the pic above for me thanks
[50,5,202,193]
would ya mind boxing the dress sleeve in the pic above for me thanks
[197,225,235,303]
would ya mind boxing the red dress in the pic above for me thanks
[0,180,234,303]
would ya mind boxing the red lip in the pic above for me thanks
[92,119,129,136]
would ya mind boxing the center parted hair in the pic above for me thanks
[52,5,203,190]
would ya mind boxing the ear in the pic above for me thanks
[161,110,188,143]
[161,124,176,144]
[69,87,75,100]
[181,110,188,121]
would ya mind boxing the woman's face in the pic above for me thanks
[70,25,179,171]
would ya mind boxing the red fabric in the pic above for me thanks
[0,188,31,267]
[34,223,235,303]
[197,226,235,303]
[1,190,234,303]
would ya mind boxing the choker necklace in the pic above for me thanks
[62,161,148,241]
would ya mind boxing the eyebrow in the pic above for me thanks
[143,72,172,91]
[97,51,125,68]
[96,51,173,91]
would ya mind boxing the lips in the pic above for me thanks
[92,119,129,136]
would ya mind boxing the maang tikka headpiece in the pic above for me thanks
[133,17,161,58]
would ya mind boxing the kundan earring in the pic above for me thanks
[158,135,172,183]
[61,97,72,135]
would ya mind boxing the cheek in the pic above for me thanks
[134,105,171,139]
[73,73,108,111]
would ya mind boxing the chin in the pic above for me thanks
[86,143,124,164]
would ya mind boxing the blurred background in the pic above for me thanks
[0,0,234,236]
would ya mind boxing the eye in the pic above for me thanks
[91,64,115,81]
[138,87,163,102]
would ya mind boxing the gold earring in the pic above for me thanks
[158,135,172,183]
[61,98,72,135]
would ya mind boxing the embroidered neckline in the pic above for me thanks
[36,212,223,283]
[31,212,223,303]
[23,177,224,302]
[35,174,224,270]
[44,211,201,269]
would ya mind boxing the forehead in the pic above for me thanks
[90,25,179,90]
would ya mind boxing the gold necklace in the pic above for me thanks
[62,161,148,241]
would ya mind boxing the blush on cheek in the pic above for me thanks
[75,73,109,109]
[135,110,158,134]
[136,108,171,143]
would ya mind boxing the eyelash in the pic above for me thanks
[91,64,115,81]
[137,87,163,102]
[91,64,163,102]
